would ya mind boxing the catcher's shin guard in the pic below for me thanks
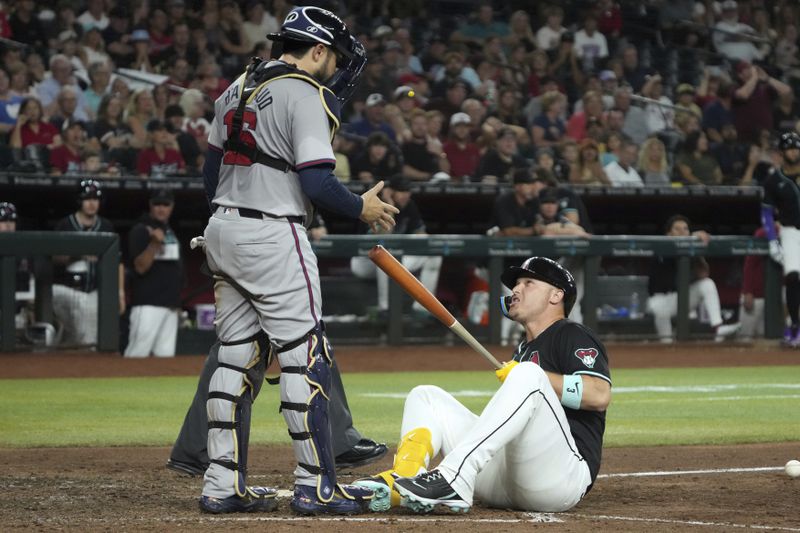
[278,323,341,502]
[204,332,270,498]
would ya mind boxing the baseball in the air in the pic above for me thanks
[785,460,800,478]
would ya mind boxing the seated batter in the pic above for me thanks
[355,257,612,513]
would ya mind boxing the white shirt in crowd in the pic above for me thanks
[712,20,763,63]
[574,29,608,60]
[604,160,644,187]
[644,96,674,134]
[536,25,565,51]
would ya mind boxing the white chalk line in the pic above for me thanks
[362,383,800,399]
[571,513,800,532]
[598,466,784,478]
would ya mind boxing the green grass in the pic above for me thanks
[1,366,799,448]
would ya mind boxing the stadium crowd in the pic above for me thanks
[3,0,800,349]
[0,0,796,185]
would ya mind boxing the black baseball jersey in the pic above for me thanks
[491,191,538,230]
[511,319,611,484]
[53,213,115,292]
[757,166,800,228]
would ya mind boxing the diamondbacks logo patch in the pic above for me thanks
[574,348,598,368]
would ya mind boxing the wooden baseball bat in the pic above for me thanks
[368,245,502,369]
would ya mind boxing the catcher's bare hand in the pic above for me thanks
[360,181,399,232]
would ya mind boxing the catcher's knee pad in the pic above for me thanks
[277,322,339,502]
[206,331,270,497]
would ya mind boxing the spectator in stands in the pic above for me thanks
[489,168,538,237]
[136,119,186,179]
[532,148,559,184]
[597,0,623,45]
[350,176,441,318]
[713,0,763,63]
[94,94,136,172]
[431,51,479,97]
[130,29,155,73]
[703,81,735,144]
[737,144,764,186]
[773,91,800,134]
[600,131,623,166]
[637,137,672,186]
[349,93,396,142]
[733,61,791,143]
[443,112,480,181]
[557,140,579,182]
[0,69,23,137]
[525,50,552,99]
[179,89,210,153]
[675,131,723,185]
[165,104,202,174]
[81,27,111,72]
[774,24,800,83]
[647,214,740,343]
[425,110,445,142]
[530,90,566,149]
[125,189,183,358]
[427,79,470,125]
[569,138,610,186]
[549,32,583,102]
[218,0,250,79]
[621,44,647,93]
[566,90,605,142]
[37,55,90,121]
[612,85,648,144]
[242,1,279,51]
[166,58,192,90]
[147,9,173,58]
[9,0,46,51]
[49,120,89,175]
[332,133,354,182]
[604,140,643,187]
[674,84,702,124]
[50,86,89,129]
[103,6,134,69]
[78,0,109,31]
[8,63,34,98]
[711,123,749,185]
[83,62,112,118]
[491,87,525,128]
[473,127,527,184]
[350,131,402,183]
[125,88,158,149]
[10,97,59,151]
[574,14,609,73]
[641,73,674,135]
[156,21,199,71]
[536,5,566,52]
[534,187,591,237]
[401,109,448,181]
[452,2,509,47]
[194,62,229,102]
[152,85,171,122]
[508,10,537,52]
[52,180,116,346]
[351,61,394,111]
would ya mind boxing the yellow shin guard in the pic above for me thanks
[381,428,434,506]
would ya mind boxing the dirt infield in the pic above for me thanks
[1,343,799,531]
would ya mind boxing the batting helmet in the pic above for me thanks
[779,131,800,151]
[78,179,102,200]
[0,201,17,222]
[501,257,578,316]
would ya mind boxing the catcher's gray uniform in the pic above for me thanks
[202,63,353,502]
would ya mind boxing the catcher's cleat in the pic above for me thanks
[335,438,388,469]
[353,470,400,512]
[199,486,278,514]
[289,483,374,516]
[394,469,470,514]
[166,458,208,477]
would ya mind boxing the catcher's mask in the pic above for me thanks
[501,256,577,316]
[267,6,367,104]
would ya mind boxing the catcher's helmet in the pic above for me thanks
[78,179,102,200]
[0,201,17,222]
[779,131,800,151]
[501,257,577,316]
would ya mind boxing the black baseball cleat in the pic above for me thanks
[335,438,388,469]
[166,458,208,477]
[199,486,278,514]
[394,469,470,513]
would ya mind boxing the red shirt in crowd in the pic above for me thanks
[49,145,82,174]
[136,147,185,177]
[443,140,481,179]
[20,121,58,147]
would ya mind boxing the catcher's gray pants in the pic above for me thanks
[169,341,361,468]
[201,210,345,498]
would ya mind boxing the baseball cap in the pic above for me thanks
[165,104,185,119]
[131,29,150,42]
[393,85,416,100]
[373,25,392,39]
[450,112,471,127]
[512,168,533,185]
[676,83,695,95]
[147,119,168,132]
[0,201,18,222]
[599,69,616,82]
[539,187,559,204]
[366,93,386,107]
[150,188,174,205]
[388,175,411,191]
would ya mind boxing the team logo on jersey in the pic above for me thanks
[527,350,540,365]
[574,348,598,368]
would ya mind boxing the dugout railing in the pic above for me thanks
[312,234,782,345]
[0,232,119,352]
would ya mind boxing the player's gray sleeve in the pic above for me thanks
[291,93,336,170]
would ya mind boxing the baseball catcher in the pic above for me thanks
[355,257,611,513]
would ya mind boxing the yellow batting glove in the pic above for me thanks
[495,360,519,383]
